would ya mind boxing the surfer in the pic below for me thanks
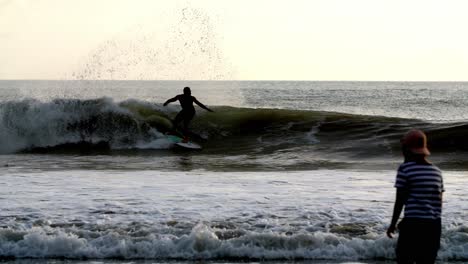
[386,130,444,264]
[163,87,213,140]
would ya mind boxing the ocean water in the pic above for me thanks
[0,80,467,263]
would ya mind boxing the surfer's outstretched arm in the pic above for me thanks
[163,96,178,106]
[194,97,214,112]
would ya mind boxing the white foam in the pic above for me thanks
[2,222,467,260]
[0,224,395,260]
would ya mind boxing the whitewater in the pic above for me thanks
[1,80,468,263]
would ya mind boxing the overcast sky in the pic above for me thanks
[1,0,467,80]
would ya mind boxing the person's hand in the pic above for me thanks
[387,224,397,238]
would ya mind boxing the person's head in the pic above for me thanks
[401,129,430,160]
[183,87,191,95]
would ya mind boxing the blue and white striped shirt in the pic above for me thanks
[394,162,444,220]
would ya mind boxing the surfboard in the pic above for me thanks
[166,135,202,150]
[175,141,202,150]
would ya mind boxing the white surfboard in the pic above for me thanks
[175,141,202,150]
[166,135,202,150]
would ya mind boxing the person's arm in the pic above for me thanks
[193,97,214,112]
[387,188,408,238]
[163,96,178,106]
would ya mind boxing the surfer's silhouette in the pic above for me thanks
[163,87,213,140]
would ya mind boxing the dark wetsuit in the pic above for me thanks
[173,94,196,133]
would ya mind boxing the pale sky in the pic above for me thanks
[1,0,468,81]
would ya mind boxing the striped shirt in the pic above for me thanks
[394,161,444,219]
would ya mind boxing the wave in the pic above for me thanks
[0,98,467,155]
[0,98,169,154]
[0,222,466,260]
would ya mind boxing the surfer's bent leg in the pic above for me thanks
[173,111,184,129]
[182,110,195,137]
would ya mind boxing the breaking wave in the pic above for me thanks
[0,222,467,260]
[0,98,467,155]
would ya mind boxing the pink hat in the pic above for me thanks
[401,129,430,156]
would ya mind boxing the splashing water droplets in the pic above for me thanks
[70,5,233,80]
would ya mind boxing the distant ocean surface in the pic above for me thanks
[1,80,467,263]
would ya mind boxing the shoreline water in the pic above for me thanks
[1,169,466,262]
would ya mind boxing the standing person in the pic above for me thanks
[387,129,444,264]
[163,87,213,140]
